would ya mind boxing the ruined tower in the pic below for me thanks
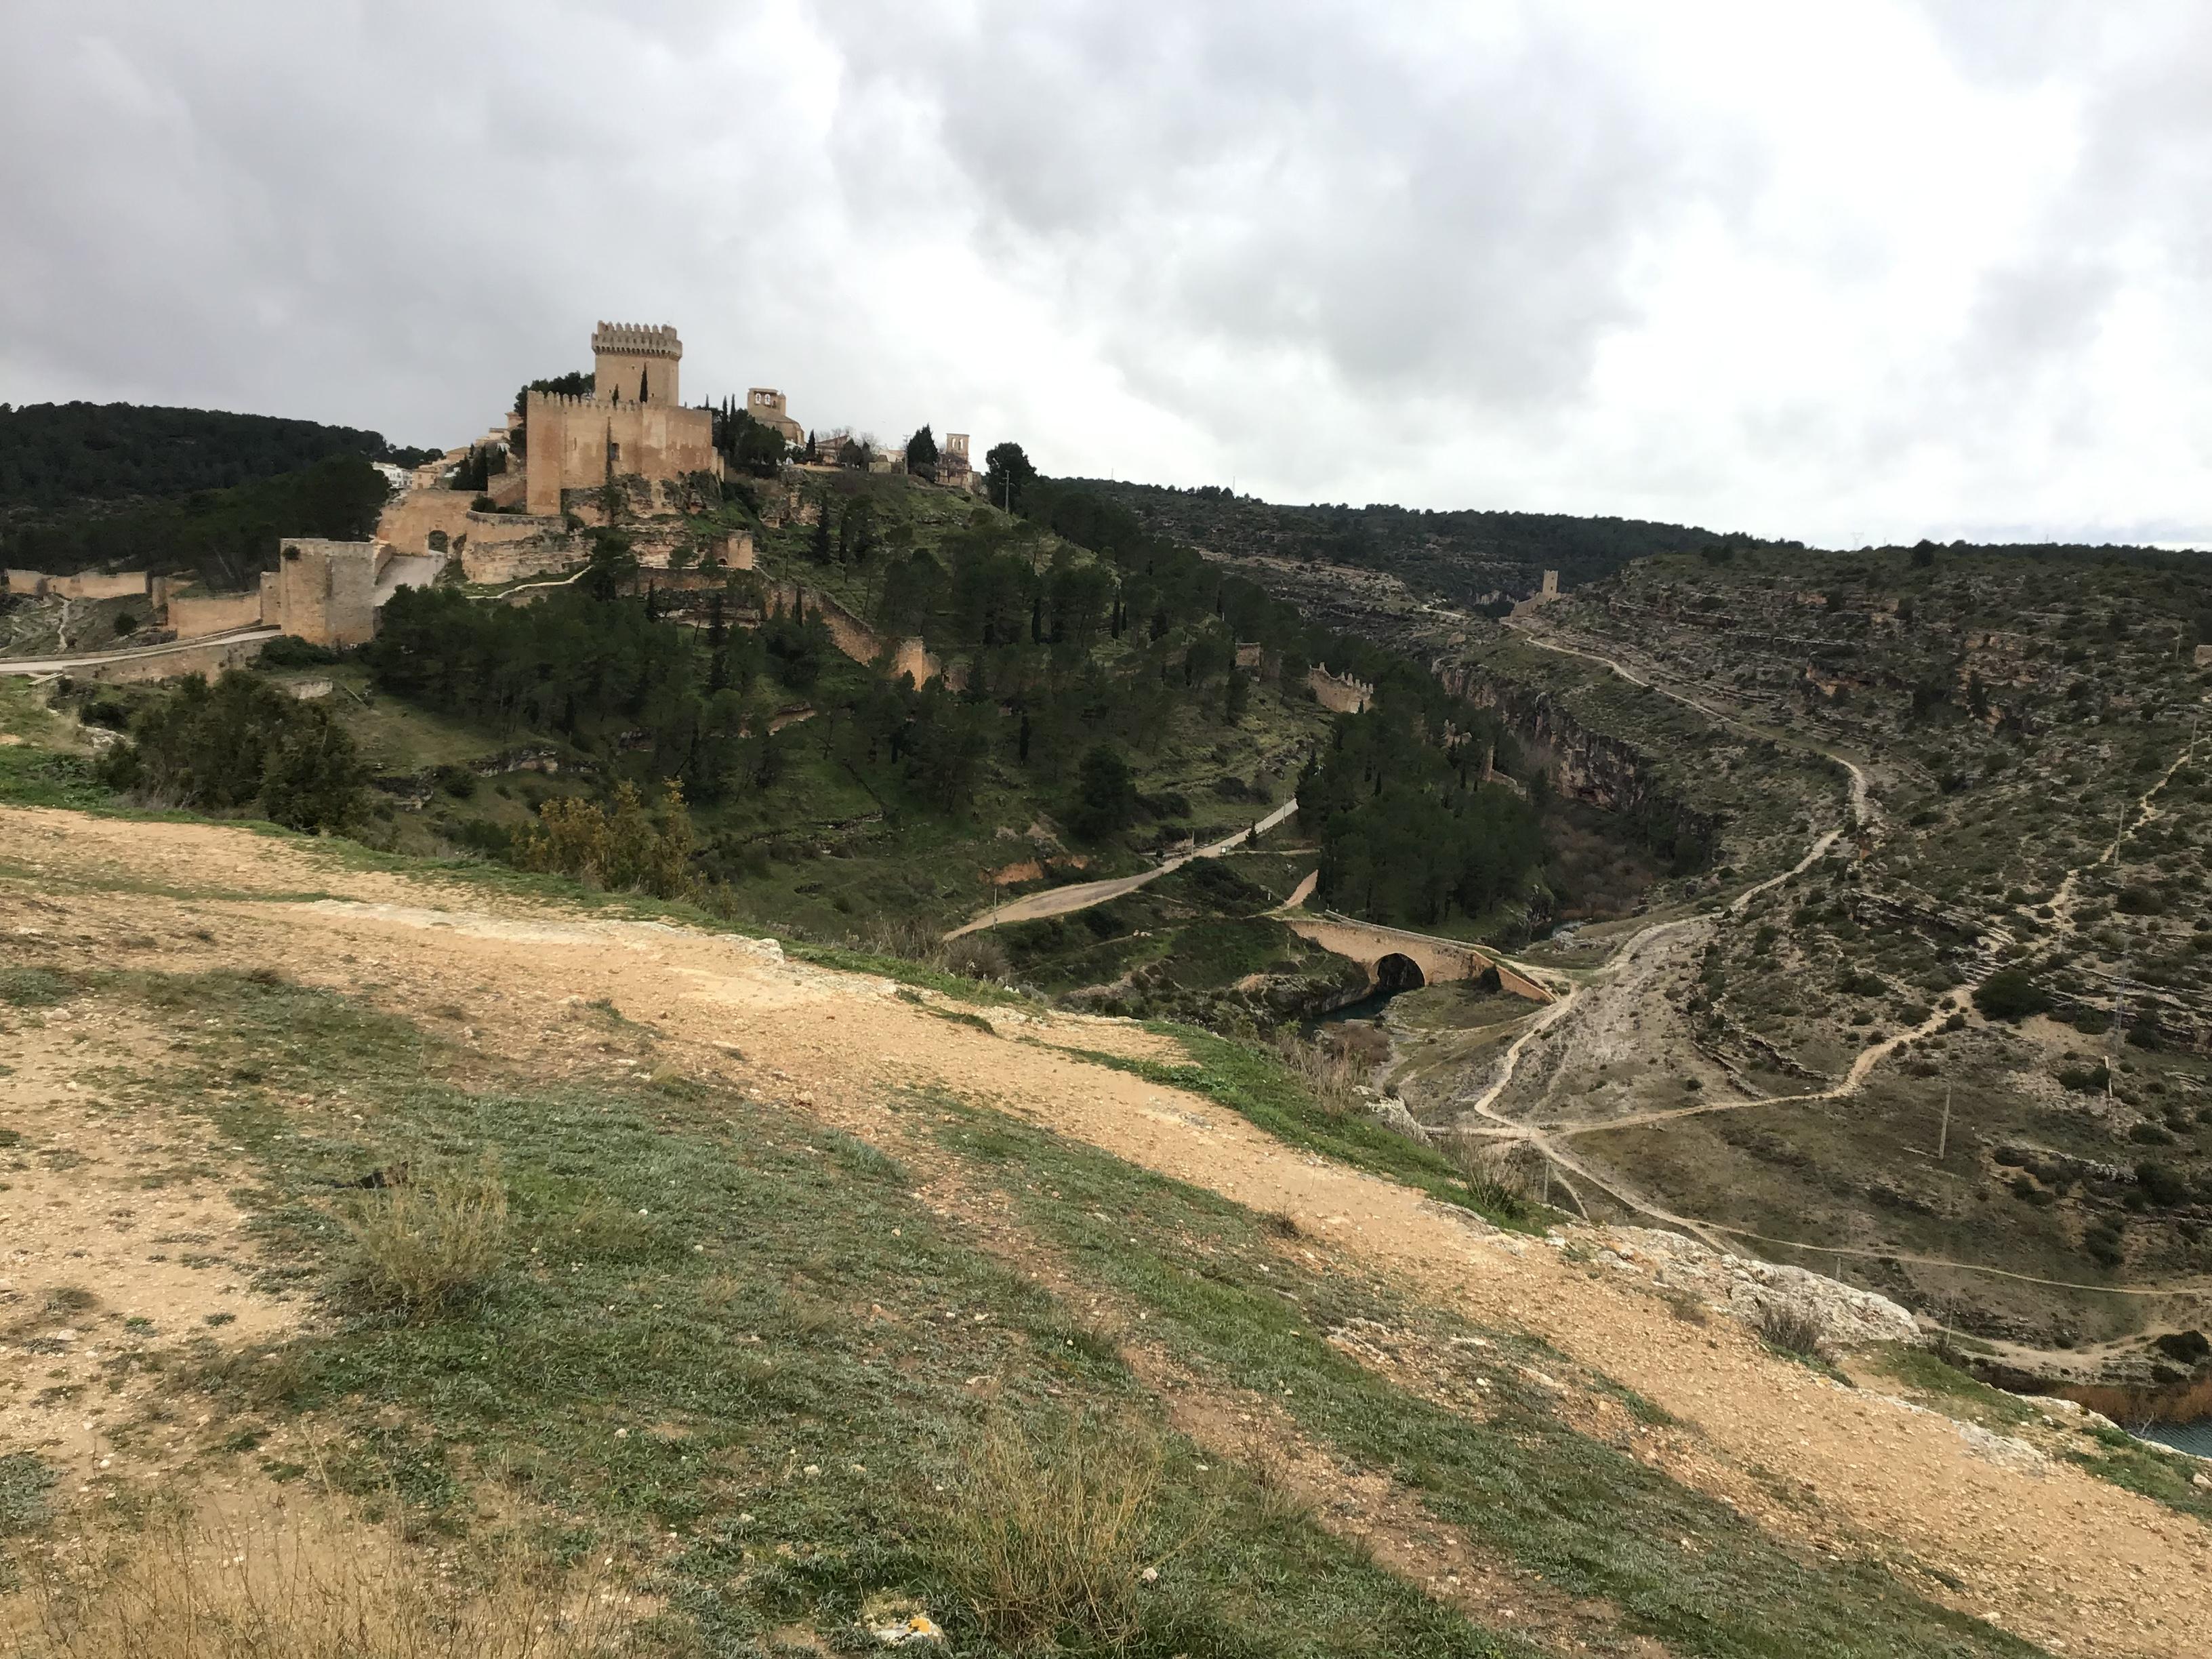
[592,322,682,407]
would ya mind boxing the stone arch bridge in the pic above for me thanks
[1277,911,1554,1004]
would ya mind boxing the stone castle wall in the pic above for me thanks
[1307,665,1373,714]
[5,569,150,602]
[167,590,267,640]
[523,392,718,516]
[762,579,948,688]
[56,633,273,686]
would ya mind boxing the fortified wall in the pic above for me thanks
[5,569,150,602]
[1307,665,1374,714]
[761,580,948,688]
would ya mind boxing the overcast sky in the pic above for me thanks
[4,1,2209,549]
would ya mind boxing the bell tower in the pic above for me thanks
[591,321,682,407]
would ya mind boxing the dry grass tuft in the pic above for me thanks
[854,916,1010,984]
[1269,1032,1366,1118]
[933,1412,1173,1650]
[1447,1136,1541,1219]
[9,1507,636,1659]
[338,1156,508,1319]
[1750,1300,1830,1362]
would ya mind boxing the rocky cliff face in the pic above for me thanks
[1439,660,1719,868]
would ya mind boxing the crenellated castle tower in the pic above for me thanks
[523,322,719,515]
[592,321,683,407]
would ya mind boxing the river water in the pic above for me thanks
[2133,1420,2212,1458]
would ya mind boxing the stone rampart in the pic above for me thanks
[11,633,273,685]
[5,569,150,601]
[1307,665,1373,714]
[524,391,718,516]
[762,581,948,688]
[377,487,478,556]
[167,590,267,640]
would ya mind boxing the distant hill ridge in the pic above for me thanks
[1073,478,1801,601]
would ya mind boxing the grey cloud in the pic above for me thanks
[5,1,2212,547]
[819,3,1759,418]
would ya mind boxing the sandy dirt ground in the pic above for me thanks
[0,1004,300,1490]
[4,805,2209,1657]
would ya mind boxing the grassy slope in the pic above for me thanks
[16,957,2046,1657]
[77,969,1525,1657]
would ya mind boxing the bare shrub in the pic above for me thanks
[1750,1300,1830,1361]
[339,1157,508,1319]
[853,917,1010,984]
[856,914,941,961]
[939,932,1010,983]
[1448,1136,1541,1219]
[1269,1032,1366,1118]
[10,1506,634,1659]
[934,1413,1174,1650]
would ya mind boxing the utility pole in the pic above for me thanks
[2111,956,2130,1093]
[1936,1084,1950,1161]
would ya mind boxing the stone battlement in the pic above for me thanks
[590,321,681,359]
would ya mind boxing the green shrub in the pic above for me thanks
[0,966,77,1007]
[97,668,365,832]
[1973,968,2049,1022]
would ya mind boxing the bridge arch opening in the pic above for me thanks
[1374,953,1425,993]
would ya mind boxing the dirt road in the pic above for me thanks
[0,626,279,676]
[5,802,2210,1656]
[944,794,1299,937]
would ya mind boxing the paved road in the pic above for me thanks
[945,795,1300,939]
[0,627,279,676]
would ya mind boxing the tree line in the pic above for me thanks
[0,401,427,514]
[1298,705,1546,928]
[3,455,392,588]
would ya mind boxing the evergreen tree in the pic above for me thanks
[982,441,1037,512]
[905,425,939,477]
[1070,743,1138,840]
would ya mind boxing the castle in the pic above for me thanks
[520,323,722,515]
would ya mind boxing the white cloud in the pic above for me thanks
[3,0,2211,546]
